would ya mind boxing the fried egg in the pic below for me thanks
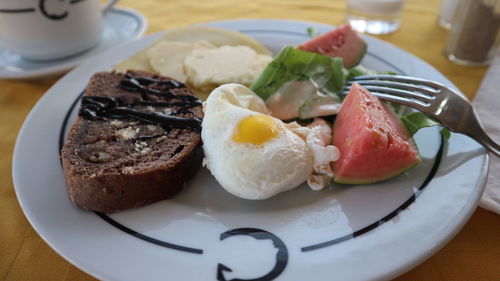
[202,84,339,200]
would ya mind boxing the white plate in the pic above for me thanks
[13,19,488,281]
[0,7,147,80]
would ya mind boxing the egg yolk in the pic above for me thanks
[232,115,279,145]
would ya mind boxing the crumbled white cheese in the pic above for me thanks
[156,136,167,143]
[110,120,124,127]
[134,141,151,155]
[122,167,135,174]
[116,127,138,140]
[288,119,340,191]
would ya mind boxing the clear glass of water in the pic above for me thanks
[345,0,406,34]
[438,0,459,29]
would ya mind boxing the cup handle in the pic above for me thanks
[102,0,119,15]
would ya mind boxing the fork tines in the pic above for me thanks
[341,75,500,156]
[342,75,447,108]
[351,75,445,89]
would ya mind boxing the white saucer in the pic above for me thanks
[0,7,147,80]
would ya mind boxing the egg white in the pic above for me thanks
[202,84,313,200]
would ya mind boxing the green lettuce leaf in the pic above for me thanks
[346,65,379,80]
[251,46,345,101]
[306,27,321,38]
[401,112,451,139]
[347,65,397,80]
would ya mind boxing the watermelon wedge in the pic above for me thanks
[297,24,367,68]
[333,83,421,184]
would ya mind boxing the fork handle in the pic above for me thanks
[469,129,500,157]
[452,106,500,157]
[463,113,500,157]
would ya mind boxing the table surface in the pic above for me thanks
[2,0,500,280]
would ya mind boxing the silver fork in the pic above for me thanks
[343,74,500,157]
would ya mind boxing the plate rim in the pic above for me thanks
[12,18,489,281]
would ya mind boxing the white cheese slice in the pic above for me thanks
[184,45,272,88]
[147,40,215,83]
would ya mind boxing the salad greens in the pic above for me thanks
[250,45,449,138]
[401,112,451,139]
[346,65,379,80]
[251,46,345,101]
[306,27,321,38]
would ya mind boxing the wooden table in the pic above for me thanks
[1,0,499,280]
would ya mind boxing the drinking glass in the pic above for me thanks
[438,0,459,29]
[345,0,405,34]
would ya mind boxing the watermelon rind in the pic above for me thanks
[333,160,421,185]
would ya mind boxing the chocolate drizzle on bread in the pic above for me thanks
[119,73,199,104]
[80,96,202,130]
[61,70,203,213]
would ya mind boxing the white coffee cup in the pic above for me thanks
[0,0,118,61]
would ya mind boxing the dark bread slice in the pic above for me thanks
[61,70,203,213]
